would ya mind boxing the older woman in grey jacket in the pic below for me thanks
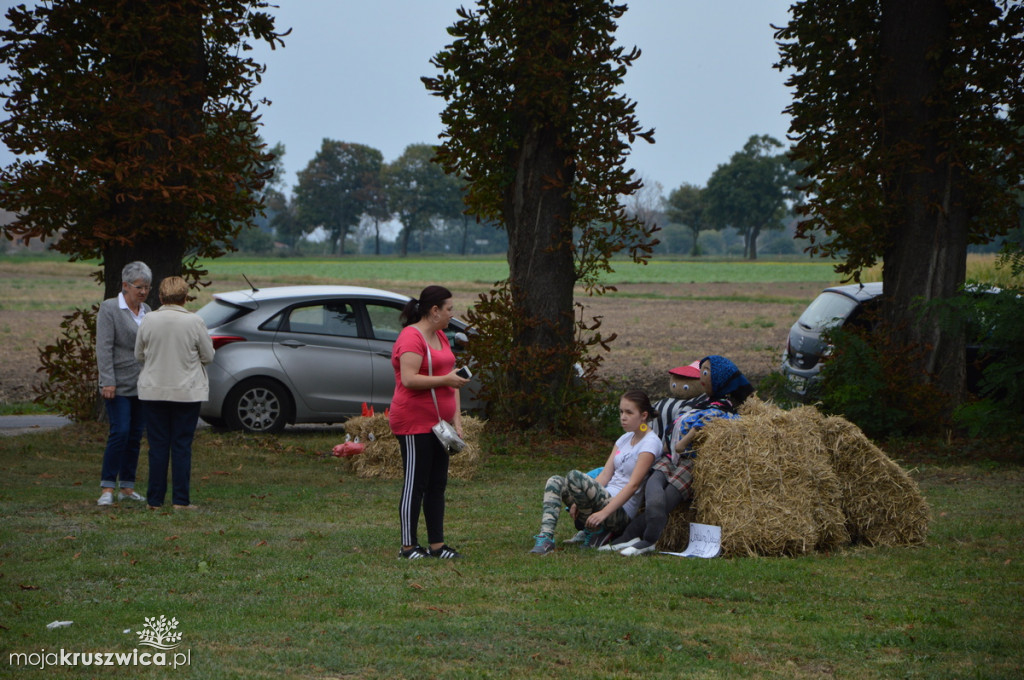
[135,276,214,509]
[95,261,152,506]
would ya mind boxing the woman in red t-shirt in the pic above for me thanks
[389,285,470,560]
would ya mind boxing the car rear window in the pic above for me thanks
[797,292,859,331]
[197,299,250,329]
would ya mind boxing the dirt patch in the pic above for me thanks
[0,310,60,403]
[0,281,820,405]
[584,282,816,398]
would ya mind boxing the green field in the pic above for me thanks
[1,254,849,312]
[202,256,850,287]
[1,424,1022,679]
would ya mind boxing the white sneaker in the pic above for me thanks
[97,492,114,506]
[620,542,657,557]
[118,490,145,502]
[598,537,642,552]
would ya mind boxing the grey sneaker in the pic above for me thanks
[97,491,114,506]
[118,490,145,502]
[563,530,587,544]
[529,535,555,555]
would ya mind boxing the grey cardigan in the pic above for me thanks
[96,295,150,397]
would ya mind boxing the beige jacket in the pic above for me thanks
[135,305,215,403]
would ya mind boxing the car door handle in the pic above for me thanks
[375,351,391,358]
[279,340,307,348]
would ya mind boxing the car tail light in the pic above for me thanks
[211,335,246,350]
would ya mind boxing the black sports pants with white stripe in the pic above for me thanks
[398,432,449,548]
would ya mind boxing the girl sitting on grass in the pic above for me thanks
[604,355,752,556]
[529,390,662,555]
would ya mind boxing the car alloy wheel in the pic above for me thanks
[225,378,290,433]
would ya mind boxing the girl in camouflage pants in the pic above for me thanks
[529,390,662,554]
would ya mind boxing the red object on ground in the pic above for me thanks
[332,442,365,457]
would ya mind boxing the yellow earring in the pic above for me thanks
[639,423,648,432]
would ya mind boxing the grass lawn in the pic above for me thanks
[2,423,1022,679]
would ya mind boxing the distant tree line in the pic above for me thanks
[238,140,508,257]
[246,128,1013,261]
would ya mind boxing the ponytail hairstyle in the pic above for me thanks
[400,285,453,327]
[621,389,655,426]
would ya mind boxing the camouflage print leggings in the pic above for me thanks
[539,469,630,537]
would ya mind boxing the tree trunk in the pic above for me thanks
[102,2,203,307]
[879,0,968,405]
[503,123,576,429]
[398,225,410,257]
[103,235,187,309]
[748,224,760,260]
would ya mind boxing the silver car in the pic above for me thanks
[196,285,476,433]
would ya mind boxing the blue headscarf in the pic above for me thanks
[701,355,752,400]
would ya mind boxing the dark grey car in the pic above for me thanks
[780,282,883,397]
[197,285,477,433]
[782,281,996,397]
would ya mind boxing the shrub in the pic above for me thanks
[463,283,611,434]
[818,324,947,439]
[35,305,101,422]
[953,286,1024,437]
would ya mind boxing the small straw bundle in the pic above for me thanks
[344,413,486,481]
[658,396,928,557]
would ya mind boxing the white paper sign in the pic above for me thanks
[661,522,722,558]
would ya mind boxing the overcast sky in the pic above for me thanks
[1,0,795,197]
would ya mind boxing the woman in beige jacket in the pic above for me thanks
[135,276,215,509]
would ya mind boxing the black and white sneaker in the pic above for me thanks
[428,544,462,559]
[398,545,430,560]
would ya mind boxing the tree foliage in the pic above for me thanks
[383,143,464,256]
[294,140,384,255]
[664,183,706,256]
[776,0,1024,407]
[424,0,657,430]
[0,0,284,295]
[703,135,797,260]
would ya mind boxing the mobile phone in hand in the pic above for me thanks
[456,366,472,379]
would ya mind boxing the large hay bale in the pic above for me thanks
[344,413,486,481]
[689,404,849,557]
[817,415,930,546]
[660,397,928,557]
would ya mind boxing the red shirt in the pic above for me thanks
[388,326,457,435]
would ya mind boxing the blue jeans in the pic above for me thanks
[100,395,145,489]
[143,401,201,507]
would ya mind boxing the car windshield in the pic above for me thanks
[796,292,859,331]
[197,299,250,329]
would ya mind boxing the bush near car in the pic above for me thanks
[780,282,1020,438]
